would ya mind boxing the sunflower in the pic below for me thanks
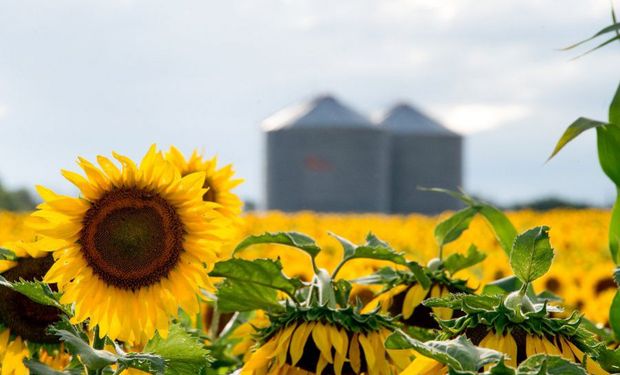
[0,255,70,375]
[241,310,411,375]
[27,146,228,344]
[423,293,610,374]
[166,146,243,222]
[361,269,472,330]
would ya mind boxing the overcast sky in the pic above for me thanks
[0,0,618,207]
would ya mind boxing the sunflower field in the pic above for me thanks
[2,16,620,375]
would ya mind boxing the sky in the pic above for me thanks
[0,0,618,208]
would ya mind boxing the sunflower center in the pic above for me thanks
[0,255,61,343]
[80,188,184,290]
[202,179,216,202]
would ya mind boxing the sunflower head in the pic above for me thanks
[27,145,230,344]
[166,146,244,222]
[242,305,410,375]
[424,292,609,373]
[0,252,69,375]
[360,263,474,329]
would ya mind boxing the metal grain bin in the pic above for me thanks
[378,103,463,214]
[263,95,389,212]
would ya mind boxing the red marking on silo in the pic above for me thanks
[304,155,333,172]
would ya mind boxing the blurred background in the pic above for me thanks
[0,0,618,212]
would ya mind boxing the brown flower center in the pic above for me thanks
[0,255,61,343]
[80,188,184,290]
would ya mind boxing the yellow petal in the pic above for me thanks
[290,322,314,366]
[402,284,427,319]
[311,323,333,363]
[358,333,376,370]
[503,333,517,368]
[349,333,361,373]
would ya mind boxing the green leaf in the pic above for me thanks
[548,117,609,160]
[434,207,478,248]
[610,290,620,340]
[610,82,620,125]
[0,276,70,315]
[516,354,587,374]
[385,333,503,372]
[233,232,320,259]
[144,324,211,375]
[215,279,282,313]
[210,258,302,297]
[116,353,166,375]
[510,226,554,284]
[0,248,16,261]
[443,244,487,275]
[24,359,82,375]
[423,293,502,314]
[595,345,620,373]
[333,232,407,265]
[407,261,431,290]
[614,268,620,287]
[425,188,517,256]
[50,328,117,370]
[561,22,620,50]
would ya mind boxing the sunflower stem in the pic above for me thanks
[209,307,221,339]
[89,326,106,375]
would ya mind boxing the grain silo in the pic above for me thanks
[263,95,389,212]
[378,102,463,214]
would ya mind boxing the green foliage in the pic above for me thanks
[214,279,282,313]
[210,258,303,312]
[0,247,16,261]
[331,232,407,266]
[443,245,487,276]
[407,261,432,289]
[233,232,320,259]
[427,188,517,256]
[435,207,478,250]
[0,275,70,315]
[0,181,37,211]
[561,8,620,57]
[385,334,503,373]
[509,355,587,375]
[50,327,117,370]
[143,324,212,375]
[24,359,82,375]
[510,227,554,284]
[211,258,302,298]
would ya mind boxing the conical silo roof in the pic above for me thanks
[262,94,373,131]
[378,102,457,135]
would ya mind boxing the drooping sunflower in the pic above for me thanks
[241,306,411,375]
[0,255,70,375]
[27,146,228,344]
[360,265,474,330]
[421,293,609,374]
[166,146,243,222]
[213,231,417,375]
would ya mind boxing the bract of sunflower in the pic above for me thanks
[25,145,231,345]
[0,253,70,375]
[212,231,420,375]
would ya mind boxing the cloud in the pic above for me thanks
[434,103,531,134]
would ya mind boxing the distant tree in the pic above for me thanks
[0,181,37,211]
